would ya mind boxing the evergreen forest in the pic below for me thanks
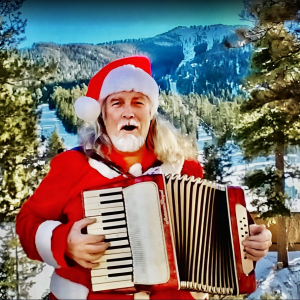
[1,0,300,298]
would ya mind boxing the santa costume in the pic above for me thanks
[16,56,203,299]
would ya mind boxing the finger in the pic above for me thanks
[243,240,271,250]
[85,243,110,254]
[73,218,97,230]
[79,259,100,269]
[249,224,265,236]
[85,234,106,244]
[244,247,268,259]
[243,252,262,262]
[83,252,105,262]
[244,229,271,243]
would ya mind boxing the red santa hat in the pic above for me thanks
[74,56,159,122]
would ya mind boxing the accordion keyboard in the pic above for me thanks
[83,187,135,291]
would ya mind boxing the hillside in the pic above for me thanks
[21,24,252,97]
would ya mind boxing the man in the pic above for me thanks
[16,56,272,300]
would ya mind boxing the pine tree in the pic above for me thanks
[0,0,54,222]
[234,0,300,267]
[45,128,65,162]
[0,223,44,299]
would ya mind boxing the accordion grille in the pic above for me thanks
[165,175,238,295]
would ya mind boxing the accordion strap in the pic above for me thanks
[72,146,135,178]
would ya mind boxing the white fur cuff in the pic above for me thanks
[35,220,61,268]
[50,272,89,299]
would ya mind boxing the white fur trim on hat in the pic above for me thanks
[74,96,101,122]
[99,64,159,113]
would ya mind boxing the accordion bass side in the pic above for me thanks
[82,174,256,296]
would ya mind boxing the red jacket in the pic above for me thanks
[16,148,203,299]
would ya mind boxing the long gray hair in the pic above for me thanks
[77,112,198,164]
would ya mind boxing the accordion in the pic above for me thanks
[82,174,256,296]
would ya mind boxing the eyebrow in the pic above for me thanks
[132,96,146,100]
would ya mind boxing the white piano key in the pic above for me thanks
[84,194,123,204]
[105,247,131,255]
[109,239,129,247]
[94,259,133,270]
[88,220,126,231]
[105,232,128,240]
[92,280,134,292]
[92,274,132,284]
[85,201,124,211]
[91,266,133,277]
[87,227,127,235]
[83,187,123,198]
[97,251,132,263]
[85,206,125,217]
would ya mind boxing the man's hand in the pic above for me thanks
[66,218,110,268]
[242,224,272,261]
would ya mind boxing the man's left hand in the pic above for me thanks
[242,224,272,261]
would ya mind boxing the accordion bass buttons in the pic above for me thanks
[235,204,254,275]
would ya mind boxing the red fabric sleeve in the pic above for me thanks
[16,150,88,266]
[51,221,76,268]
[181,159,203,179]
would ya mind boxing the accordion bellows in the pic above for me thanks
[83,174,256,295]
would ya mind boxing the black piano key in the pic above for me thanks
[107,256,132,263]
[103,224,127,230]
[100,191,123,197]
[101,210,124,216]
[108,272,133,278]
[103,217,126,223]
[107,264,133,270]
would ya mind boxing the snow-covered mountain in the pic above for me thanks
[23,24,252,97]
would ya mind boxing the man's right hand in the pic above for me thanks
[66,218,110,268]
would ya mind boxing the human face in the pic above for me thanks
[103,91,152,152]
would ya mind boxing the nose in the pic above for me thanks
[122,104,134,119]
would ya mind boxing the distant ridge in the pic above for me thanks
[21,24,252,97]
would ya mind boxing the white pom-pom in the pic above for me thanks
[74,96,101,122]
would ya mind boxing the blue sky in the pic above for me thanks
[19,0,248,48]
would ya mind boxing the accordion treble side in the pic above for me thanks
[82,174,256,296]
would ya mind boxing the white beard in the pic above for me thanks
[110,134,145,152]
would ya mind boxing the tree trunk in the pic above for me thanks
[275,141,288,267]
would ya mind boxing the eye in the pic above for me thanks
[111,101,120,106]
[134,100,144,105]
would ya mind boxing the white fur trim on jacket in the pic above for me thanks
[99,64,159,114]
[128,163,142,176]
[88,157,184,178]
[50,272,89,299]
[88,158,120,179]
[144,158,184,176]
[35,220,61,268]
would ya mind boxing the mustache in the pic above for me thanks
[117,119,140,131]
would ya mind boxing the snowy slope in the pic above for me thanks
[247,252,300,300]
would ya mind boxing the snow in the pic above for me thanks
[26,252,300,299]
[38,104,79,150]
[247,252,300,300]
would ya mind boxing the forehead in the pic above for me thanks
[107,91,149,101]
